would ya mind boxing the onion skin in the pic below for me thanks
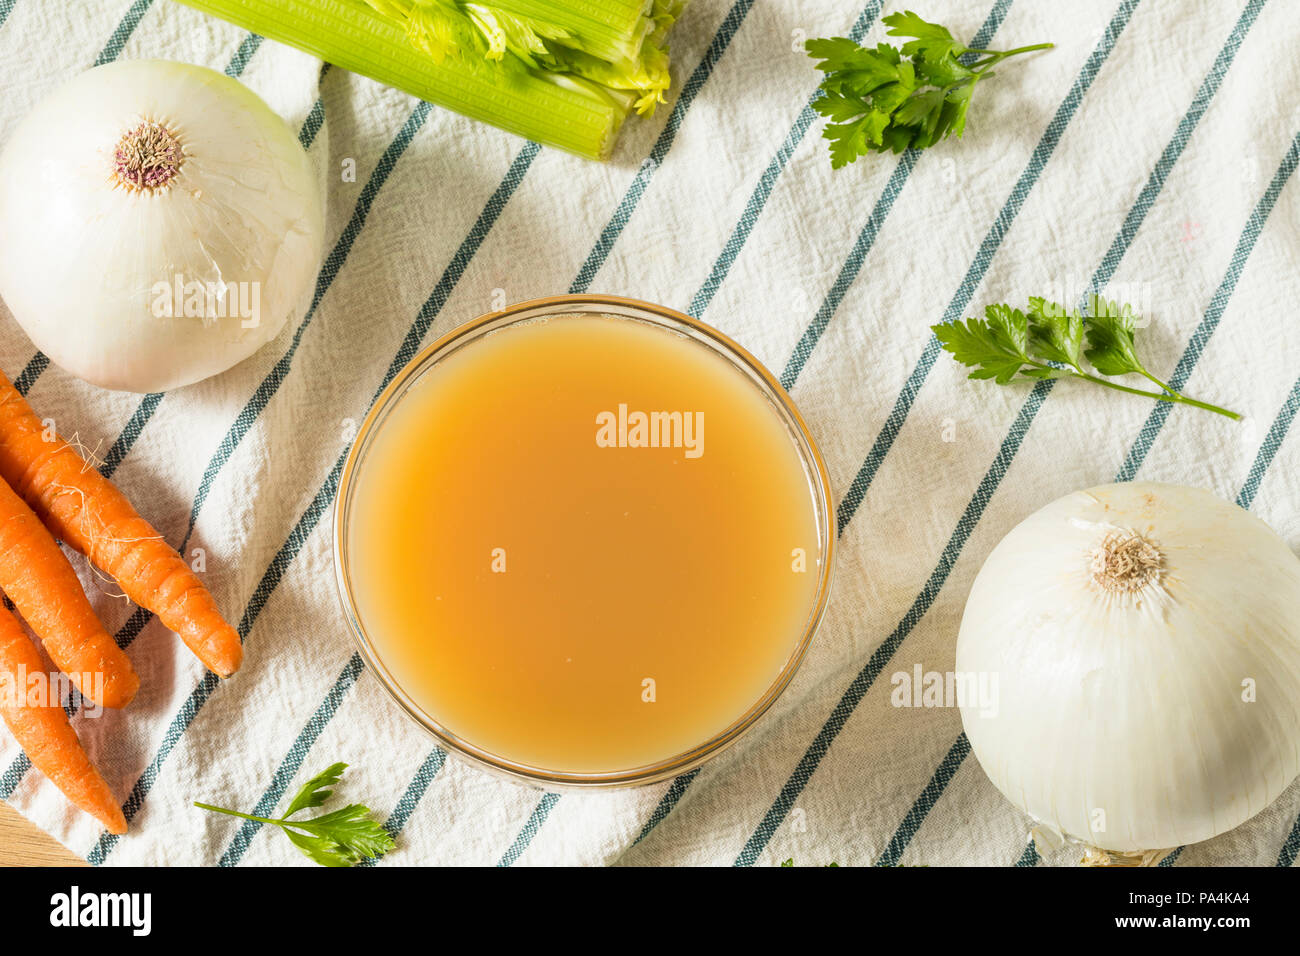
[0,60,324,392]
[957,482,1300,854]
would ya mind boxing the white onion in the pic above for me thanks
[957,481,1300,860]
[0,60,324,392]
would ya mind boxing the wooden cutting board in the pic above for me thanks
[0,801,83,866]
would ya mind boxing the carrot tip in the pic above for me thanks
[212,647,242,679]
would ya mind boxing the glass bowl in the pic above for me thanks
[333,294,835,788]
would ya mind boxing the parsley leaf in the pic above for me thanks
[280,804,396,867]
[807,10,1052,166]
[933,304,1043,384]
[284,761,346,817]
[1081,295,1145,376]
[780,857,841,867]
[1025,296,1085,370]
[933,297,1240,419]
[195,762,396,867]
[884,10,964,63]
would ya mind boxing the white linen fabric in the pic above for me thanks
[0,0,1297,867]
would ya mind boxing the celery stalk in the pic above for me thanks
[173,0,684,158]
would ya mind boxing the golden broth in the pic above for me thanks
[343,309,827,777]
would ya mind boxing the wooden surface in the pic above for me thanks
[0,801,84,866]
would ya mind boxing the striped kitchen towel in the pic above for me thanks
[1,0,1298,866]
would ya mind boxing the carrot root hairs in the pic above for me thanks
[0,372,242,678]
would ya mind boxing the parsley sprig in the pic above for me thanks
[781,857,840,867]
[807,10,1052,167]
[933,296,1240,419]
[195,762,395,867]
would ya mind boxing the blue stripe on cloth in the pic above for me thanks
[218,653,365,866]
[10,0,158,398]
[773,378,1047,865]
[1117,129,1300,481]
[1014,842,1040,867]
[10,352,47,397]
[370,140,541,393]
[1238,375,1300,510]
[93,0,153,66]
[358,748,447,867]
[878,0,1274,868]
[1088,0,1267,292]
[0,744,28,801]
[223,32,262,76]
[686,0,894,318]
[99,394,162,479]
[1279,815,1300,867]
[782,151,918,393]
[570,0,756,295]
[86,143,540,866]
[0,0,16,30]
[632,768,701,847]
[299,98,325,149]
[385,749,447,836]
[728,0,1144,867]
[497,793,560,867]
[578,0,1016,862]
[875,734,970,866]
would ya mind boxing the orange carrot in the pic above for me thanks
[0,373,242,678]
[0,601,126,834]
[0,475,137,709]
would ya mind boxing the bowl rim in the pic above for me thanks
[332,293,836,789]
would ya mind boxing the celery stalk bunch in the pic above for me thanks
[175,0,687,159]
